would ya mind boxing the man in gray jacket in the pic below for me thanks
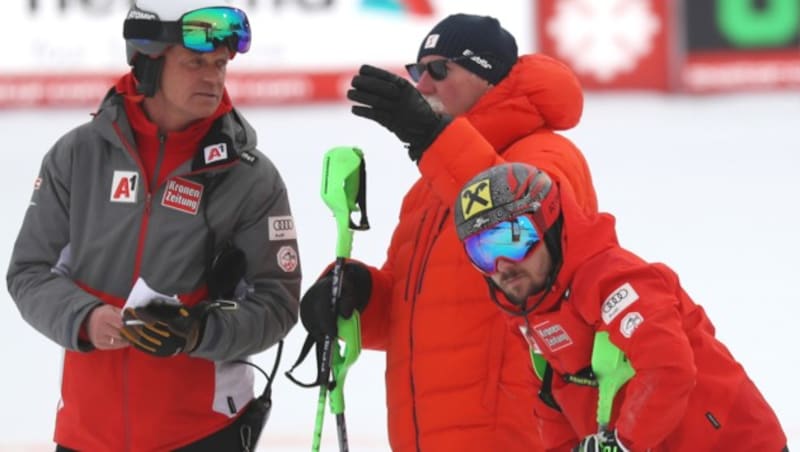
[6,1,300,451]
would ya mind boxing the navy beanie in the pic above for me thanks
[417,14,518,85]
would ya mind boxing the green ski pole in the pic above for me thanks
[313,146,369,452]
[591,331,635,433]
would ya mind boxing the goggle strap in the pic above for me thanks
[124,19,182,43]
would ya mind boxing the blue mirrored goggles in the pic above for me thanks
[463,214,542,274]
[124,7,251,54]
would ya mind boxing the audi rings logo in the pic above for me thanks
[601,282,639,325]
[273,218,294,230]
[602,288,629,313]
[268,215,297,241]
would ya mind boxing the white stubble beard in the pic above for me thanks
[423,95,447,115]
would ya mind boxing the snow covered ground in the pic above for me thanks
[1,91,798,451]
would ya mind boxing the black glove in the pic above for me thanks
[347,64,451,162]
[573,430,630,452]
[121,299,225,357]
[300,262,372,341]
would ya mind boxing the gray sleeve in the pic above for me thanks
[191,157,300,361]
[6,133,101,351]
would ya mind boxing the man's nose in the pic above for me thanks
[494,258,515,274]
[415,71,435,95]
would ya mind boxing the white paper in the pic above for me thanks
[123,277,179,311]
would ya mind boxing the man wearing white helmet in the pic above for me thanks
[6,1,300,450]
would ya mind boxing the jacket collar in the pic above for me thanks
[543,189,618,313]
[91,73,258,171]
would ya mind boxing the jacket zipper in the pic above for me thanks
[404,211,427,301]
[415,208,449,295]
[408,206,449,451]
[122,352,131,452]
[151,133,166,193]
[111,124,238,450]
[112,121,154,451]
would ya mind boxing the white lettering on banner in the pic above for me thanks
[268,216,297,241]
[110,171,139,203]
[7,1,531,73]
[161,178,203,215]
[683,62,800,91]
[601,282,639,324]
[5,1,533,106]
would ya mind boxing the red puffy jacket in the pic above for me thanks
[499,186,787,451]
[358,54,598,451]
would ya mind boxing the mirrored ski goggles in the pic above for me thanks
[463,214,542,274]
[405,55,475,82]
[124,7,251,54]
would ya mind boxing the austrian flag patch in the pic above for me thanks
[162,178,203,215]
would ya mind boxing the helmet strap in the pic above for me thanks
[487,276,551,317]
[542,214,564,280]
[132,54,165,98]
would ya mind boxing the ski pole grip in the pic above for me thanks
[321,147,365,258]
[592,331,635,430]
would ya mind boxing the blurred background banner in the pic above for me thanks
[2,0,798,108]
[537,0,800,93]
[0,0,532,107]
[1,2,799,452]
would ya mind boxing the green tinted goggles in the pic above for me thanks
[124,7,251,54]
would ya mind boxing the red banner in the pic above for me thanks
[537,0,673,90]
[0,70,365,109]
[537,0,800,92]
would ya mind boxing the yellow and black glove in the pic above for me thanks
[121,300,229,357]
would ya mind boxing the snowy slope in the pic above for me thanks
[0,92,798,451]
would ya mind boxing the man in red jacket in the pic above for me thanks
[452,162,788,452]
[300,14,596,452]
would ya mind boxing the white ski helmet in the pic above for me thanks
[123,0,250,64]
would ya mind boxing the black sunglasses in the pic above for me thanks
[405,55,476,82]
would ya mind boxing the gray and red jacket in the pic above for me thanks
[6,90,300,451]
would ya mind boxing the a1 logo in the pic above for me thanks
[204,143,228,165]
[110,171,139,203]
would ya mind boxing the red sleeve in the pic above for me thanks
[575,262,696,450]
[358,263,392,350]
[613,307,695,450]
[418,117,506,205]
